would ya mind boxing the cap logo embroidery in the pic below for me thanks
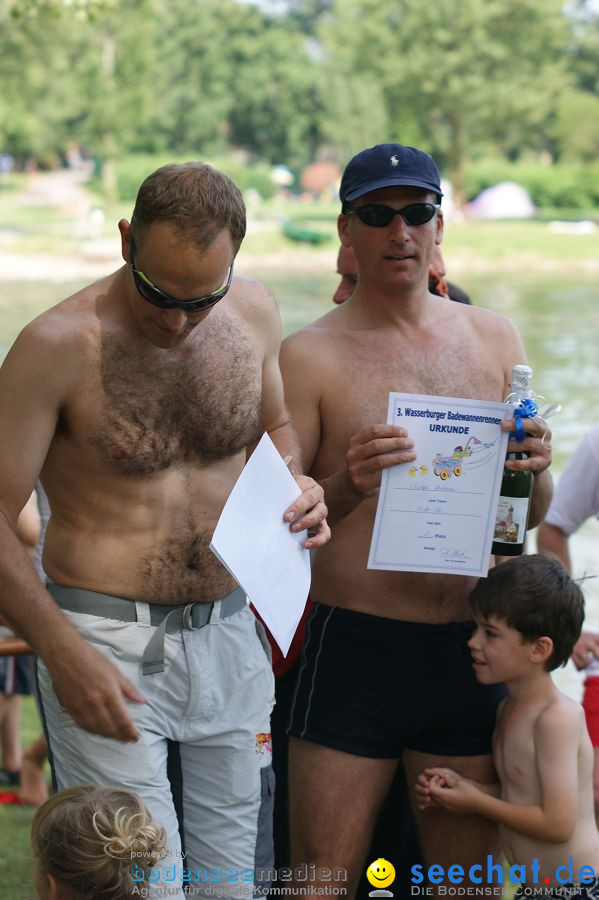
[390,155,399,166]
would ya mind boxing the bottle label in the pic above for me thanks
[493,496,529,546]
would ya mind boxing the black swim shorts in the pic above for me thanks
[0,649,34,696]
[287,603,505,758]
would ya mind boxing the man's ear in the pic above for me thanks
[434,208,444,246]
[531,636,553,665]
[118,219,131,263]
[338,212,351,247]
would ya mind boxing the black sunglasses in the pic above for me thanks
[345,202,440,228]
[129,237,233,312]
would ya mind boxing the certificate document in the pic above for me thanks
[210,433,311,656]
[368,393,511,577]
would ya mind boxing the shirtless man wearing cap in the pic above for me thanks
[0,162,329,897]
[281,143,552,894]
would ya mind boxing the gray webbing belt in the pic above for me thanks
[46,582,247,675]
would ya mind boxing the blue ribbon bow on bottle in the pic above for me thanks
[511,397,538,442]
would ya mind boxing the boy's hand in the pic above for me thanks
[415,767,454,810]
[415,770,434,810]
[420,767,482,814]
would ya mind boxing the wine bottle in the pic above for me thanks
[491,365,534,557]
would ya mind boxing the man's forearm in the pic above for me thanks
[264,419,304,476]
[528,469,553,530]
[537,522,571,571]
[468,779,500,798]
[0,513,80,663]
[0,513,143,742]
[317,468,368,526]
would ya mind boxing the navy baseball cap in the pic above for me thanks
[340,143,443,205]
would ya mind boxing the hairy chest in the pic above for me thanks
[86,325,263,475]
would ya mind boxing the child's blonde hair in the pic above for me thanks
[31,784,167,899]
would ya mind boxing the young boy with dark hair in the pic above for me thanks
[416,555,599,899]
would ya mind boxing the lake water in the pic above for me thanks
[1,267,597,699]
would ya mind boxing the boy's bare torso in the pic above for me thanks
[36,271,264,604]
[495,692,599,883]
[282,297,516,622]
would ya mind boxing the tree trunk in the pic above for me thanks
[101,30,117,201]
[448,111,466,214]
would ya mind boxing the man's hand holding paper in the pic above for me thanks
[345,424,417,496]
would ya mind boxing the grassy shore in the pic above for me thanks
[1,172,598,279]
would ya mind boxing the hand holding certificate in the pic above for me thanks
[210,434,311,656]
[368,393,511,577]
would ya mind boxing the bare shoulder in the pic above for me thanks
[282,307,342,355]
[227,275,281,348]
[0,282,105,513]
[0,283,109,430]
[5,281,102,368]
[280,313,342,392]
[495,695,509,724]
[230,275,279,320]
[535,693,584,738]
[465,303,521,342]
[452,302,526,381]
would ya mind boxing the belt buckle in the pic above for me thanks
[182,603,195,630]
[182,602,213,631]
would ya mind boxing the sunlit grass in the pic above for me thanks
[443,218,599,267]
[1,178,597,270]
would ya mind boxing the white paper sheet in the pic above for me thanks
[368,393,511,576]
[209,433,311,656]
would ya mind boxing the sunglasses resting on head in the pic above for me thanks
[343,202,440,228]
[129,237,233,312]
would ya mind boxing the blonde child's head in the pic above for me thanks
[31,784,167,900]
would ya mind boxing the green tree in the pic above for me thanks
[148,0,234,155]
[0,0,158,189]
[151,0,322,167]
[564,0,599,94]
[72,0,158,195]
[226,12,323,166]
[0,0,91,165]
[5,0,585,187]
[549,90,599,161]
[318,0,571,207]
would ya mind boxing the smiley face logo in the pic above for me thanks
[366,858,396,890]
